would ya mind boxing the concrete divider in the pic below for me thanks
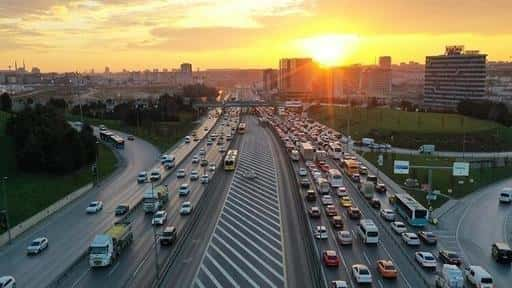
[0,183,93,247]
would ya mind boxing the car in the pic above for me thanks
[336,187,348,197]
[114,204,130,216]
[323,250,340,267]
[150,170,161,182]
[369,198,381,209]
[379,209,395,221]
[340,196,352,207]
[492,242,512,263]
[336,230,352,245]
[0,276,15,288]
[204,126,208,131]
[402,232,420,246]
[300,178,310,188]
[305,189,316,201]
[184,136,191,143]
[391,221,407,234]
[314,226,328,239]
[193,136,199,141]
[177,169,186,178]
[418,231,437,245]
[415,251,437,268]
[137,171,148,183]
[359,166,368,175]
[199,158,209,167]
[86,201,103,213]
[464,266,494,288]
[321,195,334,205]
[159,226,177,246]
[347,207,361,219]
[351,173,361,183]
[178,183,191,197]
[325,205,338,217]
[377,260,398,278]
[152,210,167,225]
[199,148,206,156]
[330,280,348,288]
[192,155,200,164]
[219,145,227,153]
[308,206,321,218]
[190,170,199,181]
[320,163,331,173]
[375,183,387,193]
[298,168,308,177]
[127,135,135,141]
[352,264,372,284]
[311,171,322,180]
[208,163,216,172]
[26,237,49,255]
[180,201,193,215]
[439,250,462,265]
[330,216,344,229]
[200,174,209,184]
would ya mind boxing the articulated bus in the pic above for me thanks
[328,143,343,160]
[394,193,429,227]
[224,149,238,171]
[238,122,247,134]
[99,130,125,149]
[342,159,359,177]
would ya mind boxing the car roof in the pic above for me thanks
[325,250,337,256]
[33,237,47,242]
[494,242,511,250]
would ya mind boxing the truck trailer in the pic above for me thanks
[143,185,169,213]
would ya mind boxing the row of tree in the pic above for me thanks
[1,92,12,112]
[6,105,98,173]
[457,100,512,126]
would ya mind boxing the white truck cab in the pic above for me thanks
[89,234,113,267]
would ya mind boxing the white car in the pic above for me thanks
[26,237,49,255]
[402,232,421,246]
[192,155,200,164]
[336,187,348,197]
[208,163,216,172]
[0,276,15,288]
[137,171,148,184]
[190,170,199,181]
[180,201,193,215]
[207,139,213,145]
[177,169,186,178]
[86,201,103,213]
[330,280,348,288]
[380,209,395,221]
[391,221,407,234]
[336,230,353,245]
[152,211,167,225]
[200,174,209,184]
[415,251,437,268]
[149,170,161,182]
[314,226,328,239]
[298,168,308,177]
[184,136,191,143]
[321,195,334,205]
[219,145,227,153]
[199,148,206,156]
[352,264,372,284]
[312,171,322,180]
[178,183,190,197]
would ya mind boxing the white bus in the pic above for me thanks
[327,169,343,188]
[329,143,343,159]
[358,219,379,244]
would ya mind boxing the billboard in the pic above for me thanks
[393,160,409,174]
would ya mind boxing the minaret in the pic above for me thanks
[23,59,26,71]
[15,61,17,71]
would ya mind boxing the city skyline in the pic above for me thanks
[1,0,512,72]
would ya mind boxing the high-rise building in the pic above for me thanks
[181,63,192,74]
[104,66,110,74]
[278,58,314,100]
[424,46,487,111]
[359,57,392,103]
[379,56,392,69]
[263,69,278,92]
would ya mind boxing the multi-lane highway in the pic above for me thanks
[0,113,218,288]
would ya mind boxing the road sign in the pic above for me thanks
[378,154,384,166]
[453,162,470,176]
[426,193,437,201]
[393,160,409,174]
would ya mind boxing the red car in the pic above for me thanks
[320,164,331,173]
[323,250,340,267]
[325,205,338,217]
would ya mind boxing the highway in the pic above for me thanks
[0,113,217,288]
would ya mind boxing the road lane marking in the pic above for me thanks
[71,267,91,288]
[222,210,282,246]
[363,251,371,265]
[194,278,206,288]
[229,190,280,215]
[107,262,120,277]
[378,279,384,288]
[205,252,241,288]
[201,264,223,288]
[381,244,412,288]
[225,197,281,227]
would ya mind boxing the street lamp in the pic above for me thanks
[95,140,100,184]
[2,176,11,244]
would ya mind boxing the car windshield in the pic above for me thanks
[367,231,378,237]
[359,268,369,275]
[31,240,41,246]
[90,246,108,254]
[424,255,434,260]
[385,264,395,270]
[481,278,493,284]
[447,252,458,258]
[89,203,97,207]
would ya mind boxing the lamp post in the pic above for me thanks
[96,140,100,184]
[2,176,11,244]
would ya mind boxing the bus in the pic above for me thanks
[224,150,238,171]
[111,135,125,149]
[238,122,247,134]
[394,193,429,227]
[358,219,379,244]
[327,169,343,188]
[342,159,359,177]
[328,143,343,160]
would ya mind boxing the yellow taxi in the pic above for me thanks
[340,196,353,207]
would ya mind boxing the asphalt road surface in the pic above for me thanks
[0,115,217,288]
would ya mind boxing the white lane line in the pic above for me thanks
[378,279,384,288]
[205,252,241,288]
[229,190,280,215]
[194,278,206,288]
[381,243,412,288]
[201,264,223,288]
[71,267,91,288]
[231,184,280,210]
[225,196,281,225]
[217,222,283,266]
[363,251,371,265]
[222,209,282,246]
[233,181,278,200]
[210,242,269,288]
[107,262,120,277]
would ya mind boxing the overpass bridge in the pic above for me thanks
[193,100,303,109]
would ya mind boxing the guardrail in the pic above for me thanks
[47,114,218,288]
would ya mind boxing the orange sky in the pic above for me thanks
[1,0,511,72]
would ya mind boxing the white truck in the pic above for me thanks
[89,221,133,267]
[300,142,315,161]
[435,264,464,288]
[316,177,331,195]
[143,185,169,213]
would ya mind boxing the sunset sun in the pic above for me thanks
[300,34,359,67]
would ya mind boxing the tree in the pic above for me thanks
[0,92,12,112]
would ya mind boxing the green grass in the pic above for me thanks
[309,106,511,151]
[0,111,117,230]
[363,152,512,209]
[67,112,195,152]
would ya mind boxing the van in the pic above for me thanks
[492,242,512,263]
[290,150,300,161]
[159,226,177,246]
[499,188,512,203]
[464,266,494,288]
[358,219,379,244]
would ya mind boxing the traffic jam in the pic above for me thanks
[255,107,495,288]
